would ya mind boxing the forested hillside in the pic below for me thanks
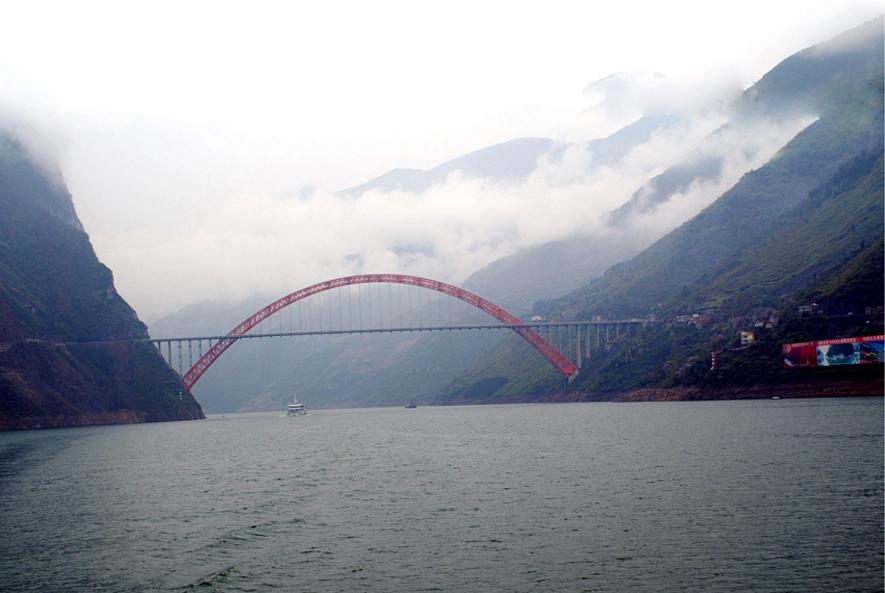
[436,134,884,404]
[434,22,885,404]
[463,17,884,312]
[548,78,882,321]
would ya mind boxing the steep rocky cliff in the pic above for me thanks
[0,134,203,430]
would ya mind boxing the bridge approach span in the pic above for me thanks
[179,274,576,390]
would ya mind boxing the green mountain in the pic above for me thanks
[552,80,882,321]
[570,147,882,395]
[0,134,204,430]
[464,17,884,312]
[665,147,884,317]
[436,142,883,404]
[434,21,885,404]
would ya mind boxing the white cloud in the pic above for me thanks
[625,115,818,243]
[99,104,817,322]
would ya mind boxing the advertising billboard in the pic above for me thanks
[782,335,885,368]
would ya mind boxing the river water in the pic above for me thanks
[0,398,881,592]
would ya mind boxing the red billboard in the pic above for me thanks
[783,335,885,368]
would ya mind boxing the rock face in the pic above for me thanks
[0,134,204,430]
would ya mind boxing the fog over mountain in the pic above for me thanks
[461,17,883,309]
[151,88,810,329]
[327,67,816,311]
[329,17,881,313]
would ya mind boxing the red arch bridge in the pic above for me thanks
[146,274,649,390]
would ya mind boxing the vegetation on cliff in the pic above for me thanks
[435,61,884,404]
[557,143,884,397]
[436,153,883,403]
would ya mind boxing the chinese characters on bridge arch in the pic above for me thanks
[782,335,884,368]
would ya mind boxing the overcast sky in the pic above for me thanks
[0,1,880,323]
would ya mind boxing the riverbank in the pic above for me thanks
[605,378,884,403]
[0,409,205,432]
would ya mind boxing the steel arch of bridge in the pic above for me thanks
[179,274,576,390]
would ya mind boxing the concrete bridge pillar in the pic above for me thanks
[576,325,582,369]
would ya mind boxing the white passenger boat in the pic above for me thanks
[287,394,307,416]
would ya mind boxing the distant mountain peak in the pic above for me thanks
[336,136,569,197]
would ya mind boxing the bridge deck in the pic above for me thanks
[145,320,650,344]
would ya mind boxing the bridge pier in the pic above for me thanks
[585,325,591,362]
[576,326,581,369]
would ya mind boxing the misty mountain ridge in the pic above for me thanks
[435,19,885,403]
[462,16,883,310]
[741,15,885,117]
[337,137,568,197]
[337,114,685,199]
[614,15,885,224]
[331,18,884,316]
[436,106,884,405]
[553,76,883,321]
